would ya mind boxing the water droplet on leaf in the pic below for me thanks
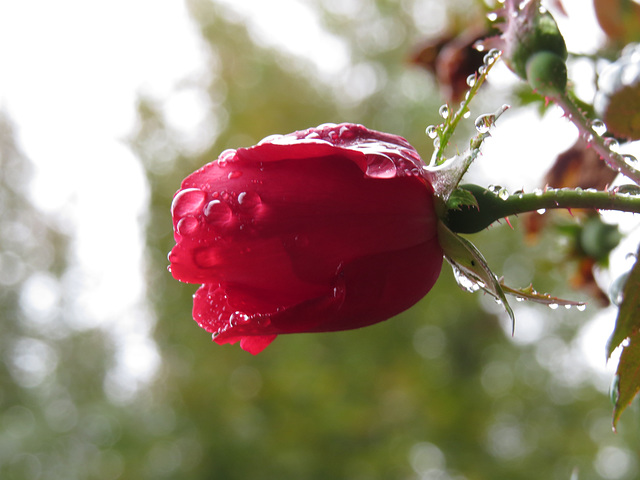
[610,272,630,306]
[452,265,483,293]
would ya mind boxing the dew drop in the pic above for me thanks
[498,188,510,200]
[488,184,502,194]
[204,200,233,227]
[438,104,450,119]
[610,272,630,306]
[564,304,572,310]
[217,149,236,167]
[466,74,477,87]
[616,184,640,195]
[365,154,397,178]
[171,188,206,218]
[513,189,524,198]
[238,191,262,211]
[533,188,543,196]
[452,265,482,293]
[425,124,438,139]
[176,216,199,236]
[591,119,607,136]
[229,311,251,327]
[228,171,243,180]
[582,132,594,143]
[483,48,500,66]
[548,303,559,310]
[537,208,546,214]
[463,111,471,119]
[604,137,620,152]
[622,153,638,165]
[474,113,495,133]
[486,12,498,21]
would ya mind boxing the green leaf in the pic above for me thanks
[499,283,586,309]
[610,246,640,428]
[613,334,640,429]
[607,251,640,358]
[437,221,515,331]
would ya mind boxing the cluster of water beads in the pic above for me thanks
[426,48,502,161]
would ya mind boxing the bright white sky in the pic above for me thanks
[0,0,635,398]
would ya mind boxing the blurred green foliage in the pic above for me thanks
[2,1,640,479]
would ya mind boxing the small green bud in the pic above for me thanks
[579,216,622,261]
[525,51,568,95]
[506,10,568,81]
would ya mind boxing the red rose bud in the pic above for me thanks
[169,123,443,354]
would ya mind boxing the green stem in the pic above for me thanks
[445,184,640,234]
[552,91,640,184]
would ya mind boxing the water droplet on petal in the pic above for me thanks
[229,311,251,327]
[217,149,236,167]
[177,216,199,236]
[228,171,243,180]
[238,191,262,211]
[365,154,397,178]
[438,104,450,119]
[591,119,607,136]
[171,188,206,218]
[204,200,233,227]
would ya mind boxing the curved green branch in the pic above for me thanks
[445,184,640,234]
